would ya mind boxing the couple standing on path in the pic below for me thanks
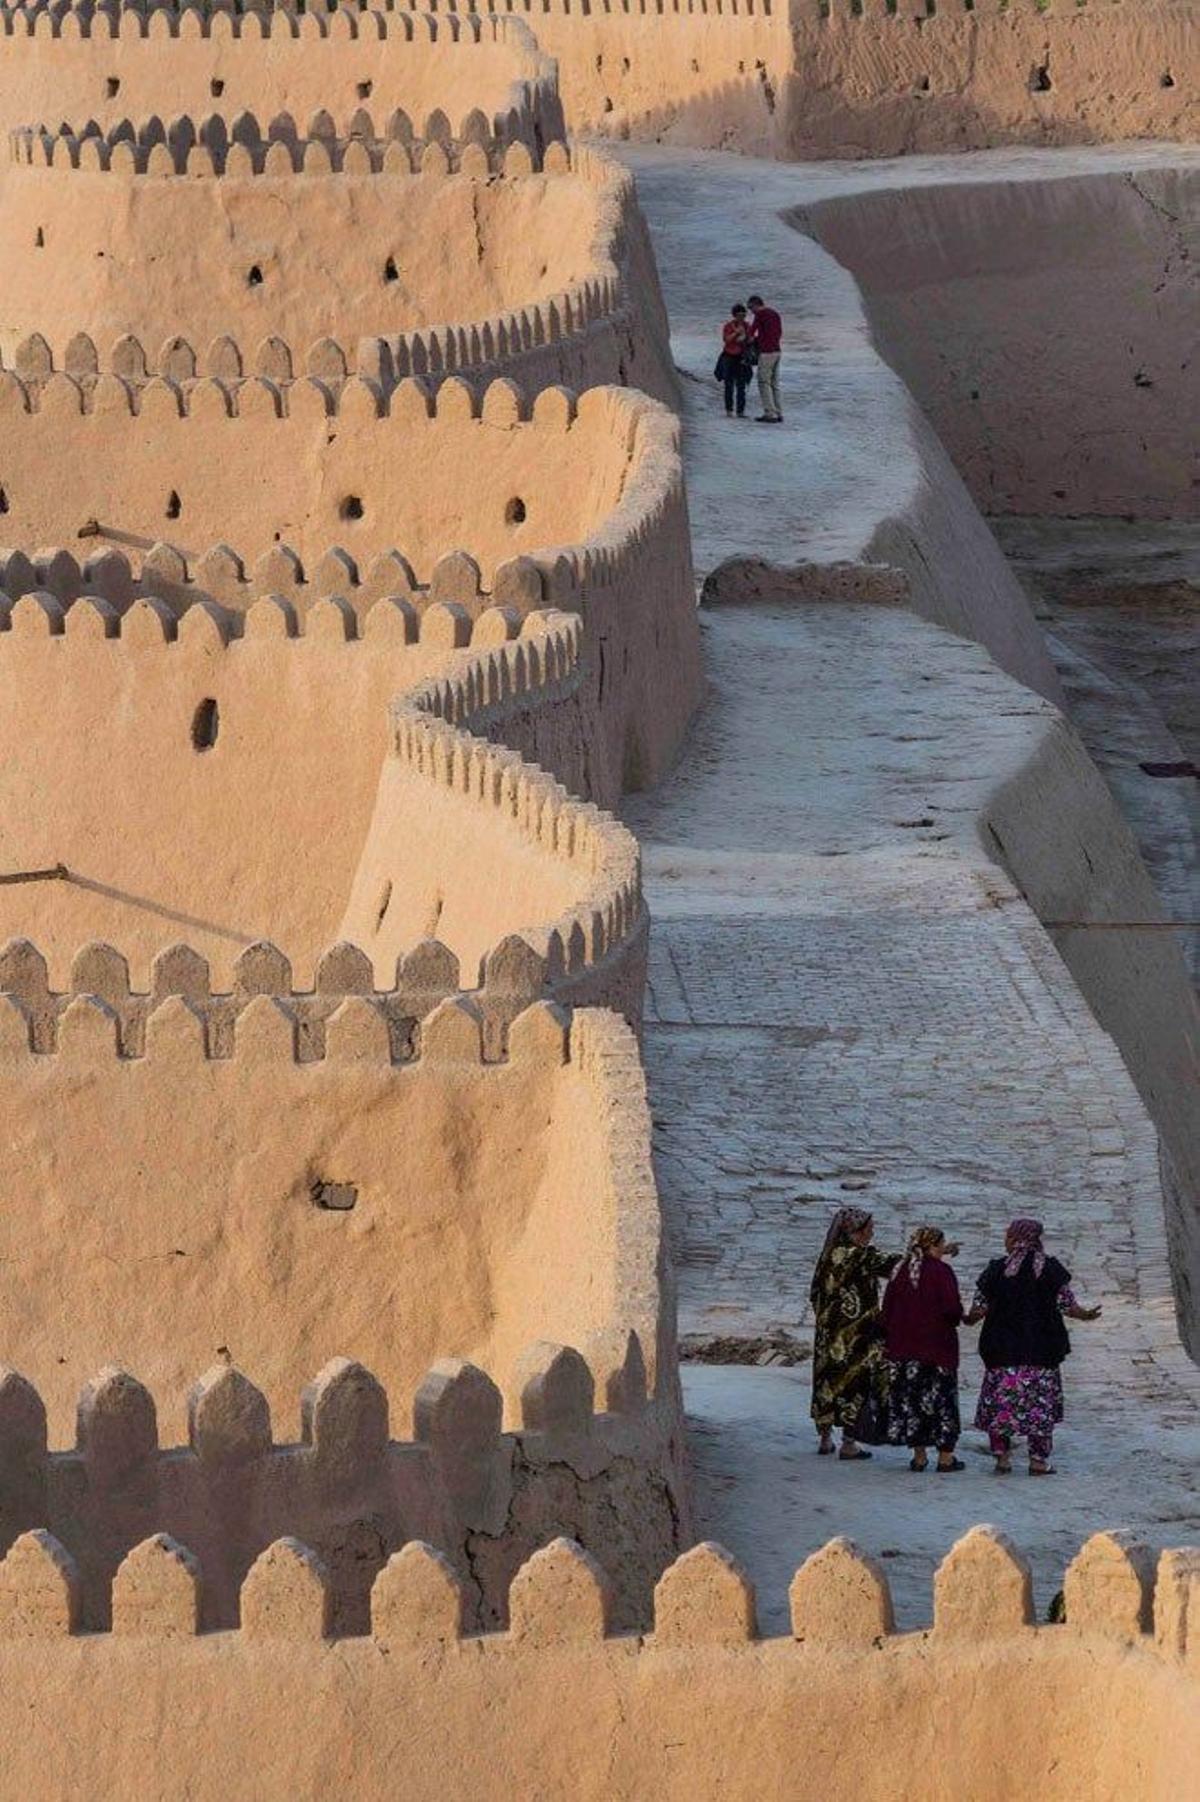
[714,296,783,423]
[809,1209,1102,1475]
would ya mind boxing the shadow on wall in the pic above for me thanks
[566,5,1197,157]
[589,73,785,154]
[798,169,1200,520]
[783,6,1198,161]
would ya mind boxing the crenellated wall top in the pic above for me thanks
[10,112,563,173]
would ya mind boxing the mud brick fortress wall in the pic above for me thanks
[6,0,1197,1789]
[799,165,1200,518]
[0,1001,686,1626]
[0,124,675,402]
[402,0,1196,158]
[0,377,694,986]
[0,4,564,146]
[0,0,704,1664]
[0,1526,1196,1796]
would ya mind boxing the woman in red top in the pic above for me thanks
[881,1226,965,1471]
[716,303,753,418]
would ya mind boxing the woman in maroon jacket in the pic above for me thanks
[881,1226,965,1472]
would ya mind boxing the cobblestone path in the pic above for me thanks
[624,599,1200,1627]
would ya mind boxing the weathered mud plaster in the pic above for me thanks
[784,0,1199,162]
[0,999,681,1454]
[800,163,1200,516]
[0,135,676,404]
[0,6,563,150]
[0,409,691,992]
[391,0,1198,160]
[0,1527,1195,1799]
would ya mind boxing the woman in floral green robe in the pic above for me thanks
[809,1206,899,1460]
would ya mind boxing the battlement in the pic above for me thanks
[402,0,773,19]
[0,592,645,1022]
[0,1521,1192,1647]
[0,1322,680,1633]
[0,4,565,151]
[0,2,552,46]
[0,1527,1193,1795]
[814,0,1179,18]
[0,557,579,634]
[0,131,674,405]
[370,619,645,1005]
[10,114,561,174]
[0,376,679,584]
[0,385,683,1004]
[0,593,647,1010]
[0,996,675,1472]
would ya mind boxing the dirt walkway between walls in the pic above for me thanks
[619,142,1200,1629]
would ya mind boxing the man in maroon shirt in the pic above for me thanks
[748,293,783,423]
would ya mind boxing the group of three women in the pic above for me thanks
[809,1208,1101,1475]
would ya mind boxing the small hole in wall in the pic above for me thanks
[622,55,630,71]
[1161,71,1175,88]
[383,255,399,283]
[106,77,120,98]
[505,497,527,526]
[340,495,364,521]
[211,78,224,98]
[247,264,264,287]
[690,57,699,73]
[357,79,373,98]
[35,227,44,248]
[1031,61,1052,92]
[916,74,930,92]
[0,487,9,515]
[166,489,181,519]
[602,96,613,114]
[374,879,393,931]
[191,697,219,752]
[311,1179,357,1212]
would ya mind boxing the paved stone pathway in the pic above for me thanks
[621,144,1200,1629]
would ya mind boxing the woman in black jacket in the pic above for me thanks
[966,1218,1101,1475]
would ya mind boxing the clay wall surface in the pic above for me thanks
[406,0,792,156]
[0,1004,683,1634]
[0,1001,672,1448]
[0,601,625,985]
[0,376,699,794]
[980,710,1200,1353]
[0,1528,1195,1798]
[786,1,1198,159]
[0,379,695,986]
[0,133,675,403]
[0,612,519,983]
[800,165,1200,516]
[0,7,562,148]
[1,155,604,379]
[395,0,1196,159]
[0,372,650,581]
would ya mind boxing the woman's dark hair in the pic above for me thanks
[747,294,764,307]
[731,302,747,316]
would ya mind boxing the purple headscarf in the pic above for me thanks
[1004,1217,1046,1279]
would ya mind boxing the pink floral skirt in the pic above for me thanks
[974,1365,1063,1456]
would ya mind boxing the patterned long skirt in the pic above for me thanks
[974,1365,1064,1459]
[811,1320,887,1434]
[883,1359,961,1451]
